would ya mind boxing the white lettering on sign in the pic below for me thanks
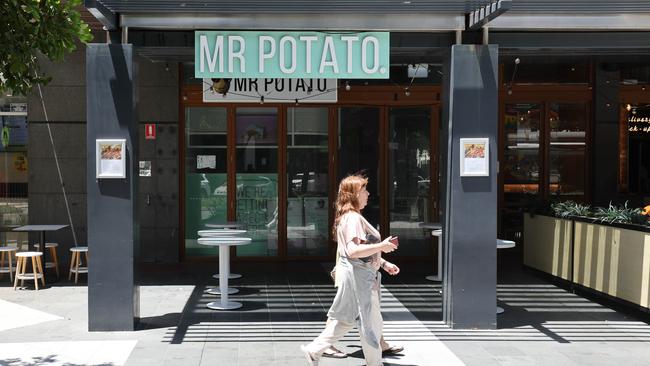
[259,36,276,73]
[300,35,318,74]
[341,36,359,73]
[196,31,389,79]
[362,36,380,73]
[279,36,297,73]
[228,36,245,73]
[200,35,223,73]
[319,36,339,74]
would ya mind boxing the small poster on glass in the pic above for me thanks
[460,138,489,177]
[96,139,126,178]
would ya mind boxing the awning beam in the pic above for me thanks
[466,0,512,30]
[85,0,118,31]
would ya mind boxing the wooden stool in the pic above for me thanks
[0,246,18,283]
[35,242,60,277]
[69,247,88,284]
[14,252,45,290]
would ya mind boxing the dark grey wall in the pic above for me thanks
[27,44,180,267]
[86,44,139,331]
[137,59,180,263]
[592,63,621,206]
[441,44,498,329]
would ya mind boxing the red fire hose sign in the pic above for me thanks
[145,124,156,140]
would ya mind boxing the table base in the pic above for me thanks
[207,301,242,310]
[206,287,239,295]
[213,273,242,280]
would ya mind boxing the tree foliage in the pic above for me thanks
[0,0,93,96]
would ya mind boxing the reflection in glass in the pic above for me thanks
[287,108,329,256]
[549,103,586,199]
[388,107,431,256]
[503,104,542,195]
[338,107,380,227]
[501,103,542,239]
[184,107,228,256]
[235,108,278,256]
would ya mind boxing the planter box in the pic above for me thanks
[573,220,650,309]
[523,213,573,281]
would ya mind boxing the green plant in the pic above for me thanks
[0,0,93,95]
[550,200,591,219]
[593,201,643,225]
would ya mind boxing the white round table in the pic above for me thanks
[496,239,516,314]
[197,237,252,310]
[203,224,245,279]
[419,222,443,282]
[197,229,247,296]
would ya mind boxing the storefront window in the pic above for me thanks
[620,104,650,196]
[184,107,227,256]
[388,107,432,256]
[502,103,542,235]
[287,108,329,256]
[548,103,587,199]
[0,95,29,246]
[235,108,278,256]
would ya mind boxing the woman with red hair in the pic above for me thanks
[301,174,399,366]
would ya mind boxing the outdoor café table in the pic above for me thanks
[419,222,443,282]
[198,236,252,310]
[198,229,247,295]
[13,225,68,276]
[205,223,245,279]
[497,239,516,314]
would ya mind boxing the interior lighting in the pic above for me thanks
[345,81,351,91]
[404,87,411,97]
[626,104,632,111]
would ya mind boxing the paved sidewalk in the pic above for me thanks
[1,261,649,365]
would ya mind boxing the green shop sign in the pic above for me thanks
[195,30,390,79]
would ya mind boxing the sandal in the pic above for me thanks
[300,345,319,366]
[382,345,404,355]
[322,345,348,358]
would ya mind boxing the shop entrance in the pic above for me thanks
[181,84,441,261]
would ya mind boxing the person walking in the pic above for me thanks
[301,174,398,366]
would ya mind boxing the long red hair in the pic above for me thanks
[332,174,368,237]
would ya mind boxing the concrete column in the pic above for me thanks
[441,44,498,329]
[86,44,139,331]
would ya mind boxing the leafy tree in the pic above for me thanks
[0,0,93,96]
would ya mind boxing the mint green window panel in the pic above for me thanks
[235,108,279,256]
[184,107,228,257]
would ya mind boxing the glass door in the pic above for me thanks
[184,107,228,256]
[287,108,330,256]
[387,107,434,256]
[337,107,381,227]
[235,107,279,256]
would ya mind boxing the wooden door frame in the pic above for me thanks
[179,83,442,261]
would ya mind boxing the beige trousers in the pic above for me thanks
[304,289,383,366]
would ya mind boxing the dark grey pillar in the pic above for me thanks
[441,45,498,329]
[592,63,620,206]
[86,44,140,331]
